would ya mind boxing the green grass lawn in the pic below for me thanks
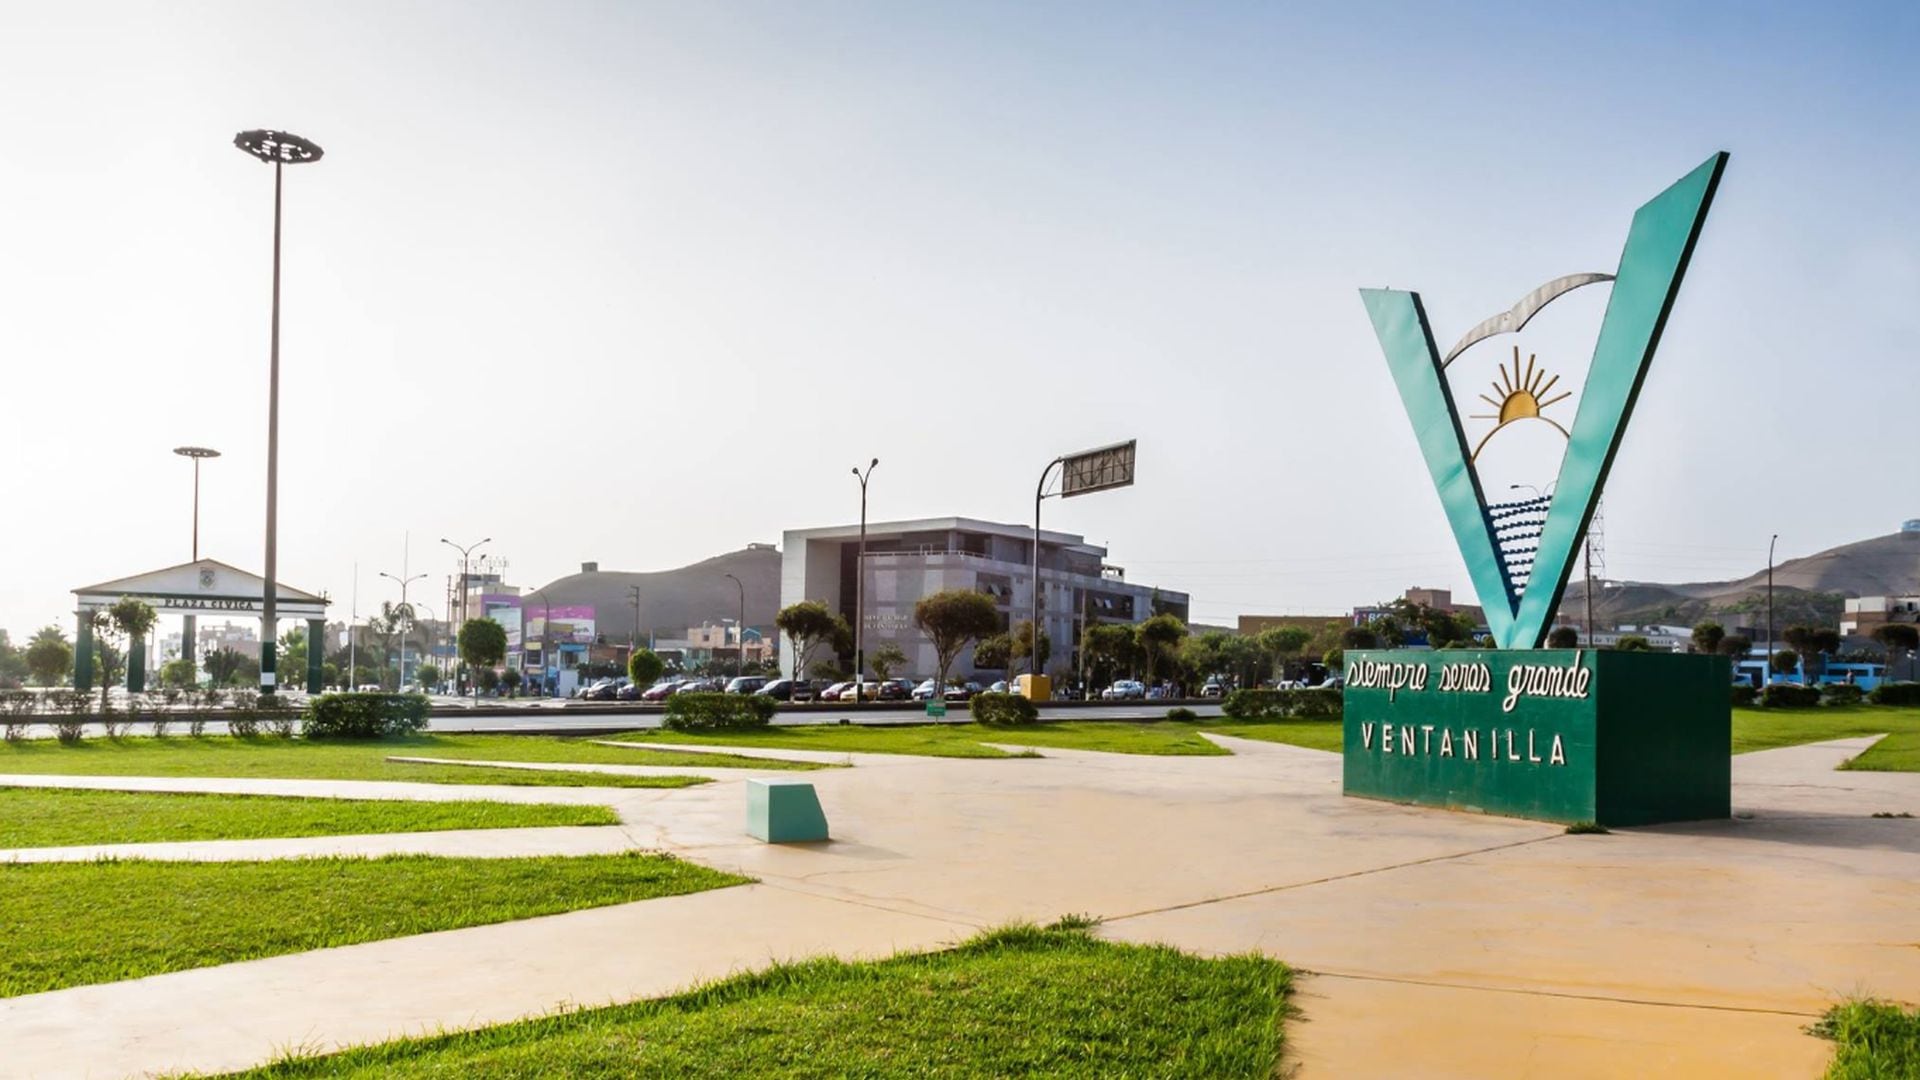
[0,853,747,997]
[1814,1000,1920,1079]
[615,717,1346,758]
[1732,705,1920,763]
[0,733,822,789]
[1844,729,1920,772]
[224,920,1291,1079]
[0,787,618,849]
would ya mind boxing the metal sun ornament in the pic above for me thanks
[1468,346,1572,460]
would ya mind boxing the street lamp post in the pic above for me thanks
[440,538,491,633]
[724,573,746,673]
[173,446,221,561]
[234,129,323,696]
[1033,455,1067,683]
[379,570,427,690]
[1767,533,1779,682]
[627,584,643,652]
[850,459,878,701]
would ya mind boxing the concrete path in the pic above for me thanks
[3,735,1916,1078]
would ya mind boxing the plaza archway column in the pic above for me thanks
[182,615,197,664]
[74,611,94,692]
[127,631,146,693]
[306,619,325,693]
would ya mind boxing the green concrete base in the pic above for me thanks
[746,778,830,843]
[1342,649,1730,827]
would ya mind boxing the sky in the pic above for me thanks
[1,0,1916,641]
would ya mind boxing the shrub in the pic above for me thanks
[303,692,432,739]
[1,690,35,741]
[1729,684,1757,707]
[664,692,776,732]
[259,695,300,738]
[1819,682,1866,706]
[1869,681,1920,707]
[1760,683,1820,709]
[51,689,88,743]
[226,691,261,738]
[1167,706,1197,722]
[1221,687,1343,720]
[969,692,1038,726]
[153,688,182,738]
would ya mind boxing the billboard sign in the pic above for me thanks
[1060,439,1136,498]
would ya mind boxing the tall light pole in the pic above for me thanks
[627,584,643,652]
[1767,533,1779,681]
[379,569,427,690]
[851,459,878,701]
[1034,455,1067,682]
[234,129,322,696]
[724,572,746,673]
[440,537,491,632]
[173,447,221,561]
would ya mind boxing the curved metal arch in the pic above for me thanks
[1441,272,1615,367]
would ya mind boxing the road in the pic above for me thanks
[423,700,1225,734]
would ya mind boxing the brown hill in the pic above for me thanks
[526,545,781,644]
[1559,530,1920,630]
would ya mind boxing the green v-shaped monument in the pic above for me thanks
[1343,153,1732,827]
[1362,152,1727,650]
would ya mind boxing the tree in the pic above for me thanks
[971,634,1011,672]
[368,601,416,690]
[1322,646,1344,671]
[869,642,907,682]
[912,590,1001,701]
[1010,620,1052,677]
[1388,599,1473,647]
[1615,634,1652,652]
[628,647,665,687]
[204,647,247,686]
[416,663,443,690]
[1135,614,1188,687]
[159,657,198,689]
[277,627,309,685]
[458,618,508,700]
[1871,623,1919,680]
[1719,634,1752,660]
[1783,625,1840,683]
[0,629,25,687]
[501,668,523,695]
[91,599,156,706]
[1257,626,1312,682]
[1770,648,1801,678]
[1546,626,1580,648]
[776,601,846,680]
[1084,622,1138,687]
[1340,626,1379,650]
[25,627,73,687]
[1690,621,1725,656]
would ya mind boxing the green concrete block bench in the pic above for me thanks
[746,778,829,843]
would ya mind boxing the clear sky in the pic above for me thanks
[2,1,1915,641]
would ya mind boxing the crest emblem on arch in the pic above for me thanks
[1361,152,1726,649]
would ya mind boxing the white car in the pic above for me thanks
[1101,680,1146,700]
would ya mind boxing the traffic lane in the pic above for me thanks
[424,702,1226,734]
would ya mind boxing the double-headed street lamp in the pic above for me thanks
[851,459,878,701]
[440,537,491,629]
[379,570,427,689]
[234,128,323,695]
[173,446,221,561]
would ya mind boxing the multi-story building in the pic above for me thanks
[779,516,1188,682]
[1840,596,1920,637]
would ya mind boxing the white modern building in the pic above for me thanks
[779,516,1188,682]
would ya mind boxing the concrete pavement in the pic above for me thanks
[2,733,1915,1077]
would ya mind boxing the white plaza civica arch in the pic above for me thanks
[71,559,331,693]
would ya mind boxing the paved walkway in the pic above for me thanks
[3,735,1916,1078]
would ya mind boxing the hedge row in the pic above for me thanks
[1220,688,1342,720]
[1869,681,1920,706]
[1759,683,1821,708]
[968,692,1038,726]
[303,692,431,738]
[664,692,775,732]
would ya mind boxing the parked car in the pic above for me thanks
[791,680,822,703]
[1146,685,1170,700]
[616,680,644,701]
[640,678,685,702]
[819,681,853,702]
[725,676,769,695]
[1200,678,1229,698]
[1102,680,1146,701]
[911,679,941,702]
[580,678,620,701]
[877,678,914,701]
[756,679,798,701]
[944,681,983,702]
[987,680,1010,694]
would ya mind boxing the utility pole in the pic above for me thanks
[724,573,746,673]
[627,584,642,652]
[1767,533,1779,682]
